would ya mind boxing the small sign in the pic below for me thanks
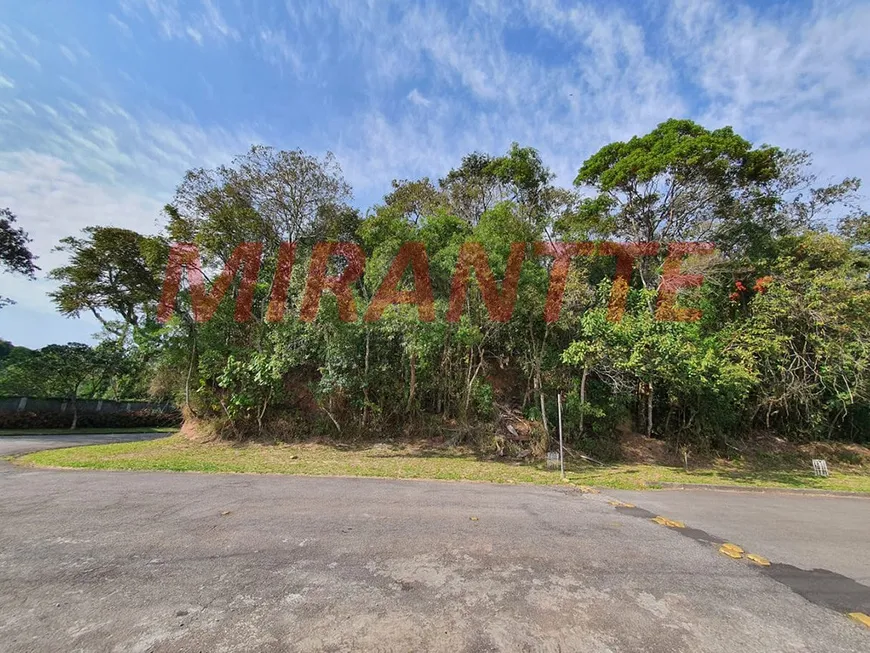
[546,452,560,469]
[812,459,829,477]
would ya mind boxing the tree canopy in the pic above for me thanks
[0,207,37,308]
[26,118,870,454]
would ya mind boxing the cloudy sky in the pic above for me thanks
[1,0,869,348]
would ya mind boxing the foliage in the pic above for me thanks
[49,226,168,333]
[0,340,150,401]
[29,121,870,454]
[0,207,38,308]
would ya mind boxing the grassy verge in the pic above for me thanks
[13,434,870,493]
[0,427,178,436]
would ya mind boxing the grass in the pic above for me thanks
[12,434,870,493]
[0,426,178,436]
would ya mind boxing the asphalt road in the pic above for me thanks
[0,432,167,457]
[608,488,870,585]
[0,437,868,652]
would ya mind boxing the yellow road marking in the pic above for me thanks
[652,516,685,529]
[848,612,870,628]
[719,543,744,559]
[746,553,770,566]
[608,500,635,508]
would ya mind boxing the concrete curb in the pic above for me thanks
[645,482,870,499]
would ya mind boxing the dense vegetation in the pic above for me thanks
[3,119,868,456]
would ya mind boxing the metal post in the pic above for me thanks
[557,392,564,479]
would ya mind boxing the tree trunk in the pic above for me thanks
[407,350,416,413]
[579,365,589,435]
[539,390,549,436]
[536,366,549,437]
[646,382,654,437]
[463,346,474,418]
[464,346,484,415]
[70,398,78,430]
[363,328,371,426]
[257,388,272,436]
[185,333,197,416]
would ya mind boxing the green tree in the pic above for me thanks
[0,343,102,428]
[0,207,38,308]
[49,227,168,333]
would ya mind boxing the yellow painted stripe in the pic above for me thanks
[848,612,870,628]
[746,553,770,567]
[652,516,686,529]
[719,544,744,559]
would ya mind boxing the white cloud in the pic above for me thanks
[0,150,164,325]
[0,24,39,69]
[185,26,203,45]
[308,0,869,202]
[199,0,239,41]
[14,99,35,116]
[20,53,40,69]
[326,0,685,192]
[257,28,303,75]
[406,89,431,107]
[58,44,77,64]
[38,103,58,118]
[1,82,261,197]
[0,74,13,89]
[120,0,239,46]
[108,13,132,37]
[664,0,870,185]
[0,151,164,267]
[61,100,87,118]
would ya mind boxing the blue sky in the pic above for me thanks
[1,0,869,348]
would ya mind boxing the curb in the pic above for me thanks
[645,482,870,499]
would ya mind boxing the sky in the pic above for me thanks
[1,0,869,348]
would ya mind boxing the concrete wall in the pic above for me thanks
[0,396,174,415]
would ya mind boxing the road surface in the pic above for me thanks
[0,431,168,457]
[608,488,870,584]
[0,435,868,651]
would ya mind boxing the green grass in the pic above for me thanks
[13,434,870,493]
[0,427,178,436]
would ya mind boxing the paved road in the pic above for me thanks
[1,458,869,651]
[608,488,870,584]
[0,432,168,457]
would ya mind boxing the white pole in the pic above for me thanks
[557,392,564,479]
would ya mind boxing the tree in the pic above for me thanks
[0,343,102,428]
[840,212,870,248]
[49,227,168,333]
[0,208,38,307]
[0,339,34,367]
[735,233,870,439]
[43,130,869,450]
[169,145,352,252]
[574,119,782,243]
